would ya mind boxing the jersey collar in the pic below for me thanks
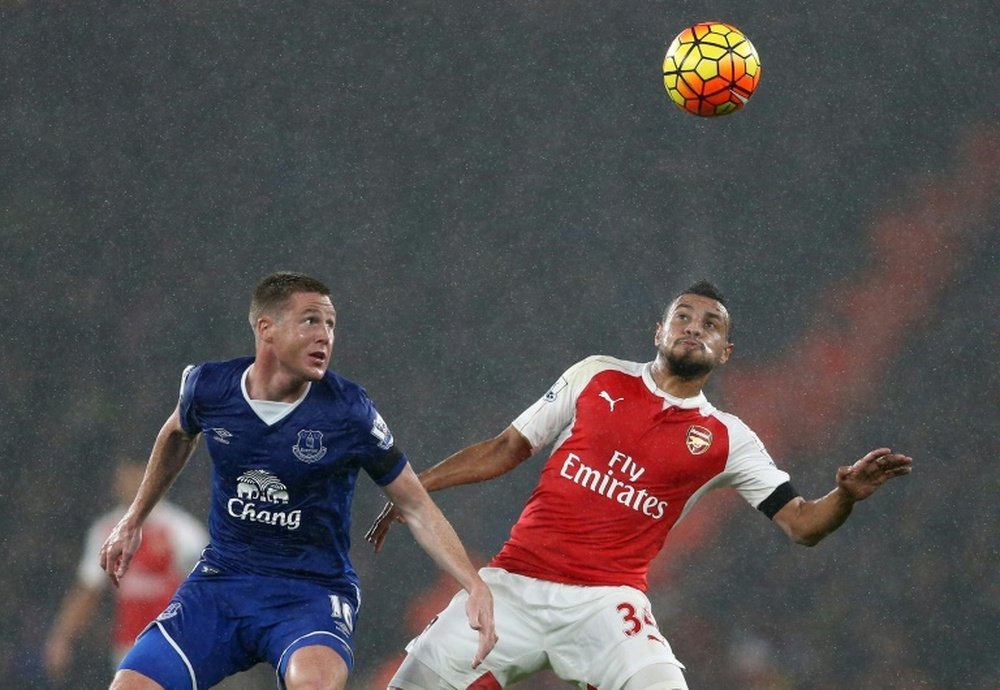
[241,365,311,425]
[641,361,709,410]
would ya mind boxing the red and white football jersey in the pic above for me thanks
[490,355,790,591]
[78,501,208,648]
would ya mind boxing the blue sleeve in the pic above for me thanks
[357,395,408,485]
[177,364,203,435]
[367,448,408,487]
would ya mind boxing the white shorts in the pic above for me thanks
[398,568,684,689]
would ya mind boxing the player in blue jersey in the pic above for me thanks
[99,271,497,690]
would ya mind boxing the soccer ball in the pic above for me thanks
[662,22,761,117]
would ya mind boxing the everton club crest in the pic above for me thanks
[293,429,328,463]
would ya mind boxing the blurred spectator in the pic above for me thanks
[43,459,207,683]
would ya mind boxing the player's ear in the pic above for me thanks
[256,315,275,342]
[719,341,734,365]
[654,322,665,346]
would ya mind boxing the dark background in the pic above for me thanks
[2,2,997,688]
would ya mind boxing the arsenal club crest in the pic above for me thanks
[685,425,713,455]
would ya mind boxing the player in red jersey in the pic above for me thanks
[45,460,208,682]
[367,280,913,690]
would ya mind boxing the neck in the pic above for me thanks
[246,359,309,403]
[650,358,707,399]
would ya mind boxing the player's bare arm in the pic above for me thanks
[366,425,532,551]
[772,448,913,546]
[381,464,499,668]
[44,583,102,680]
[99,407,200,586]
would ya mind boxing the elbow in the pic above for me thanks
[791,528,830,547]
[778,519,826,547]
[485,428,533,478]
[774,497,841,548]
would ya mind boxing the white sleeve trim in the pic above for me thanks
[717,413,790,508]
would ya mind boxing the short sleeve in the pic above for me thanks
[722,417,792,509]
[177,364,203,435]
[358,400,407,486]
[512,357,597,453]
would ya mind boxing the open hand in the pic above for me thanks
[837,448,912,502]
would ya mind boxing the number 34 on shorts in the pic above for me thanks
[616,600,667,646]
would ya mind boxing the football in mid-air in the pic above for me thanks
[662,22,761,117]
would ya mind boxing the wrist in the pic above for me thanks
[834,484,860,506]
[467,577,489,595]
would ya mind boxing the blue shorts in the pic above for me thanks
[118,572,359,690]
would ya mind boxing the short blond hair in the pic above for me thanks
[248,271,332,327]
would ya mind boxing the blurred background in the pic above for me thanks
[2,1,997,688]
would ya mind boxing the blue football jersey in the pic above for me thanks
[177,356,407,596]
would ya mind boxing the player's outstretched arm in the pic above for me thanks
[99,407,200,586]
[366,425,532,551]
[382,464,499,668]
[772,448,912,546]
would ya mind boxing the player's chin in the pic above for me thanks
[667,352,716,378]
[303,362,329,379]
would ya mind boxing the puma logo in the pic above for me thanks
[599,391,624,411]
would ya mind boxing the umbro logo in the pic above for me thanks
[599,391,624,411]
[211,428,233,444]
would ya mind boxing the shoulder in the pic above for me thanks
[308,370,381,428]
[182,356,252,392]
[703,407,775,463]
[187,356,253,381]
[178,358,253,434]
[704,405,746,429]
[534,354,641,410]
[565,354,643,381]
[315,369,371,406]
[702,406,755,439]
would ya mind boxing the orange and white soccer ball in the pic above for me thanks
[662,21,761,117]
